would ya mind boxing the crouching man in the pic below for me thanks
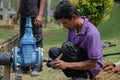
[47,1,103,80]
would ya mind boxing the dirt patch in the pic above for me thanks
[103,62,120,73]
[0,24,14,29]
[43,32,52,37]
[0,38,5,44]
[95,62,120,80]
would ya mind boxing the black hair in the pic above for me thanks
[54,0,79,20]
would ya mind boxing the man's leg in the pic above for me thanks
[48,41,92,79]
[32,17,43,48]
[20,17,26,38]
[15,17,29,79]
[20,17,30,73]
[60,41,90,78]
[48,47,62,60]
[31,18,43,76]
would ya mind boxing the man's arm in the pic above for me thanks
[16,1,21,17]
[54,59,97,70]
[12,0,21,24]
[34,0,45,26]
[66,59,97,70]
[38,0,46,17]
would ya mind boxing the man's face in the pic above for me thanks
[59,18,76,30]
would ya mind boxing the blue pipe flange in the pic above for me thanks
[13,47,18,72]
[37,47,43,71]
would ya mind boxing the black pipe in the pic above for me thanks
[0,51,120,65]
[103,52,120,57]
[0,52,13,65]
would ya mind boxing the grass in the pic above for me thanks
[1,3,120,80]
[43,24,67,57]
[0,18,19,39]
[0,25,19,44]
[0,28,18,38]
[98,3,120,63]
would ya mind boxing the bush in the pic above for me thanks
[70,0,114,26]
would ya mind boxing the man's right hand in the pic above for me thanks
[12,15,19,24]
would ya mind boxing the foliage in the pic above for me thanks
[98,3,120,55]
[11,0,19,10]
[70,0,114,26]
[50,0,60,10]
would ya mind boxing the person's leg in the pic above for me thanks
[47,47,62,68]
[61,41,88,62]
[48,41,93,79]
[31,17,43,76]
[32,17,43,48]
[20,17,26,38]
[48,47,62,60]
[60,41,91,79]
[15,17,29,78]
[19,17,30,73]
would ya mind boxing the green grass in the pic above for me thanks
[0,28,17,38]
[0,25,19,39]
[98,3,120,40]
[98,3,120,63]
[43,25,67,57]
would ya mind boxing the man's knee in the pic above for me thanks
[61,41,77,54]
[48,47,61,60]
[48,47,55,57]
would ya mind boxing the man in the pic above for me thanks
[13,0,45,76]
[47,0,103,80]
[13,0,45,47]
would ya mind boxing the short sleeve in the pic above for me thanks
[86,33,103,59]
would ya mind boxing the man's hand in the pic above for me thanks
[34,15,43,26]
[53,53,68,70]
[12,15,19,24]
[54,59,68,70]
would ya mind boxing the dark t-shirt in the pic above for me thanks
[20,0,40,17]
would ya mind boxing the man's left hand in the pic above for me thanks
[34,15,43,26]
[54,59,68,70]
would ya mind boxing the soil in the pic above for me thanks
[0,24,14,29]
[95,62,120,80]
